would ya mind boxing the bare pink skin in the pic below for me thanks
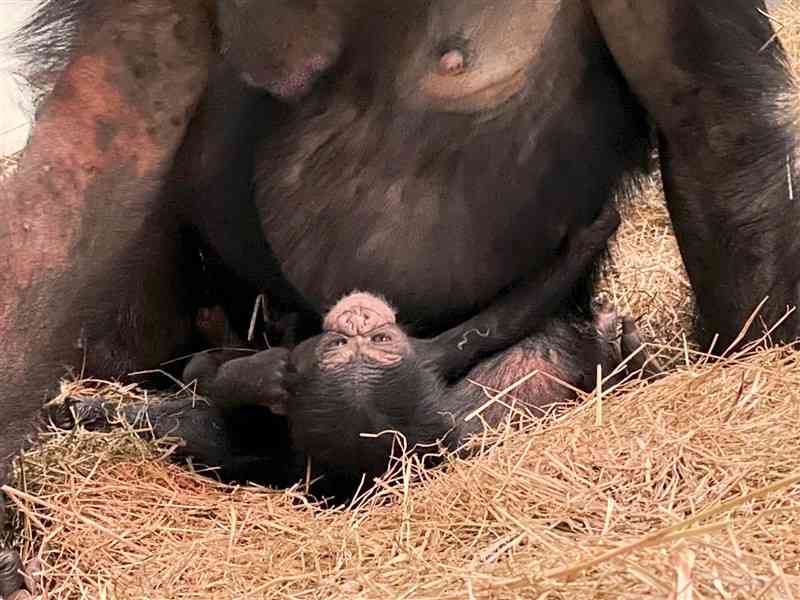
[323,291,397,336]
[218,0,347,101]
[320,292,409,369]
[439,49,466,75]
[242,52,333,99]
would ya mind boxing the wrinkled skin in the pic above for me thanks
[175,203,637,481]
[1,1,798,595]
[255,291,653,481]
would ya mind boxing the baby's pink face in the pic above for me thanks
[319,292,411,370]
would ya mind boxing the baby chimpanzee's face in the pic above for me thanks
[311,291,414,370]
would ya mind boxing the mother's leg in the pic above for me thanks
[0,0,213,589]
[590,0,800,348]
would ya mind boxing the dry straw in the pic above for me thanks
[4,2,800,598]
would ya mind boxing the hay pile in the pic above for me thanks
[5,3,800,598]
[599,177,694,353]
[6,343,800,598]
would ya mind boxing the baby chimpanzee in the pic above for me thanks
[188,291,652,480]
[54,288,654,495]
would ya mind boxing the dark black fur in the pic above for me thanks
[3,2,799,594]
[281,312,630,480]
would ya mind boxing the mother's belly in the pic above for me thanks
[269,221,559,333]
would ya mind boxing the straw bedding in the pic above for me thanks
[3,3,800,598]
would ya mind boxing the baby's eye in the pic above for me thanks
[371,333,392,343]
[329,337,347,348]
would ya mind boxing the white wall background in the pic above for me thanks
[0,1,38,156]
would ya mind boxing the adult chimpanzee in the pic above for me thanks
[1,1,798,595]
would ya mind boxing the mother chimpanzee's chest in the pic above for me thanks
[253,29,648,333]
[262,178,566,332]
